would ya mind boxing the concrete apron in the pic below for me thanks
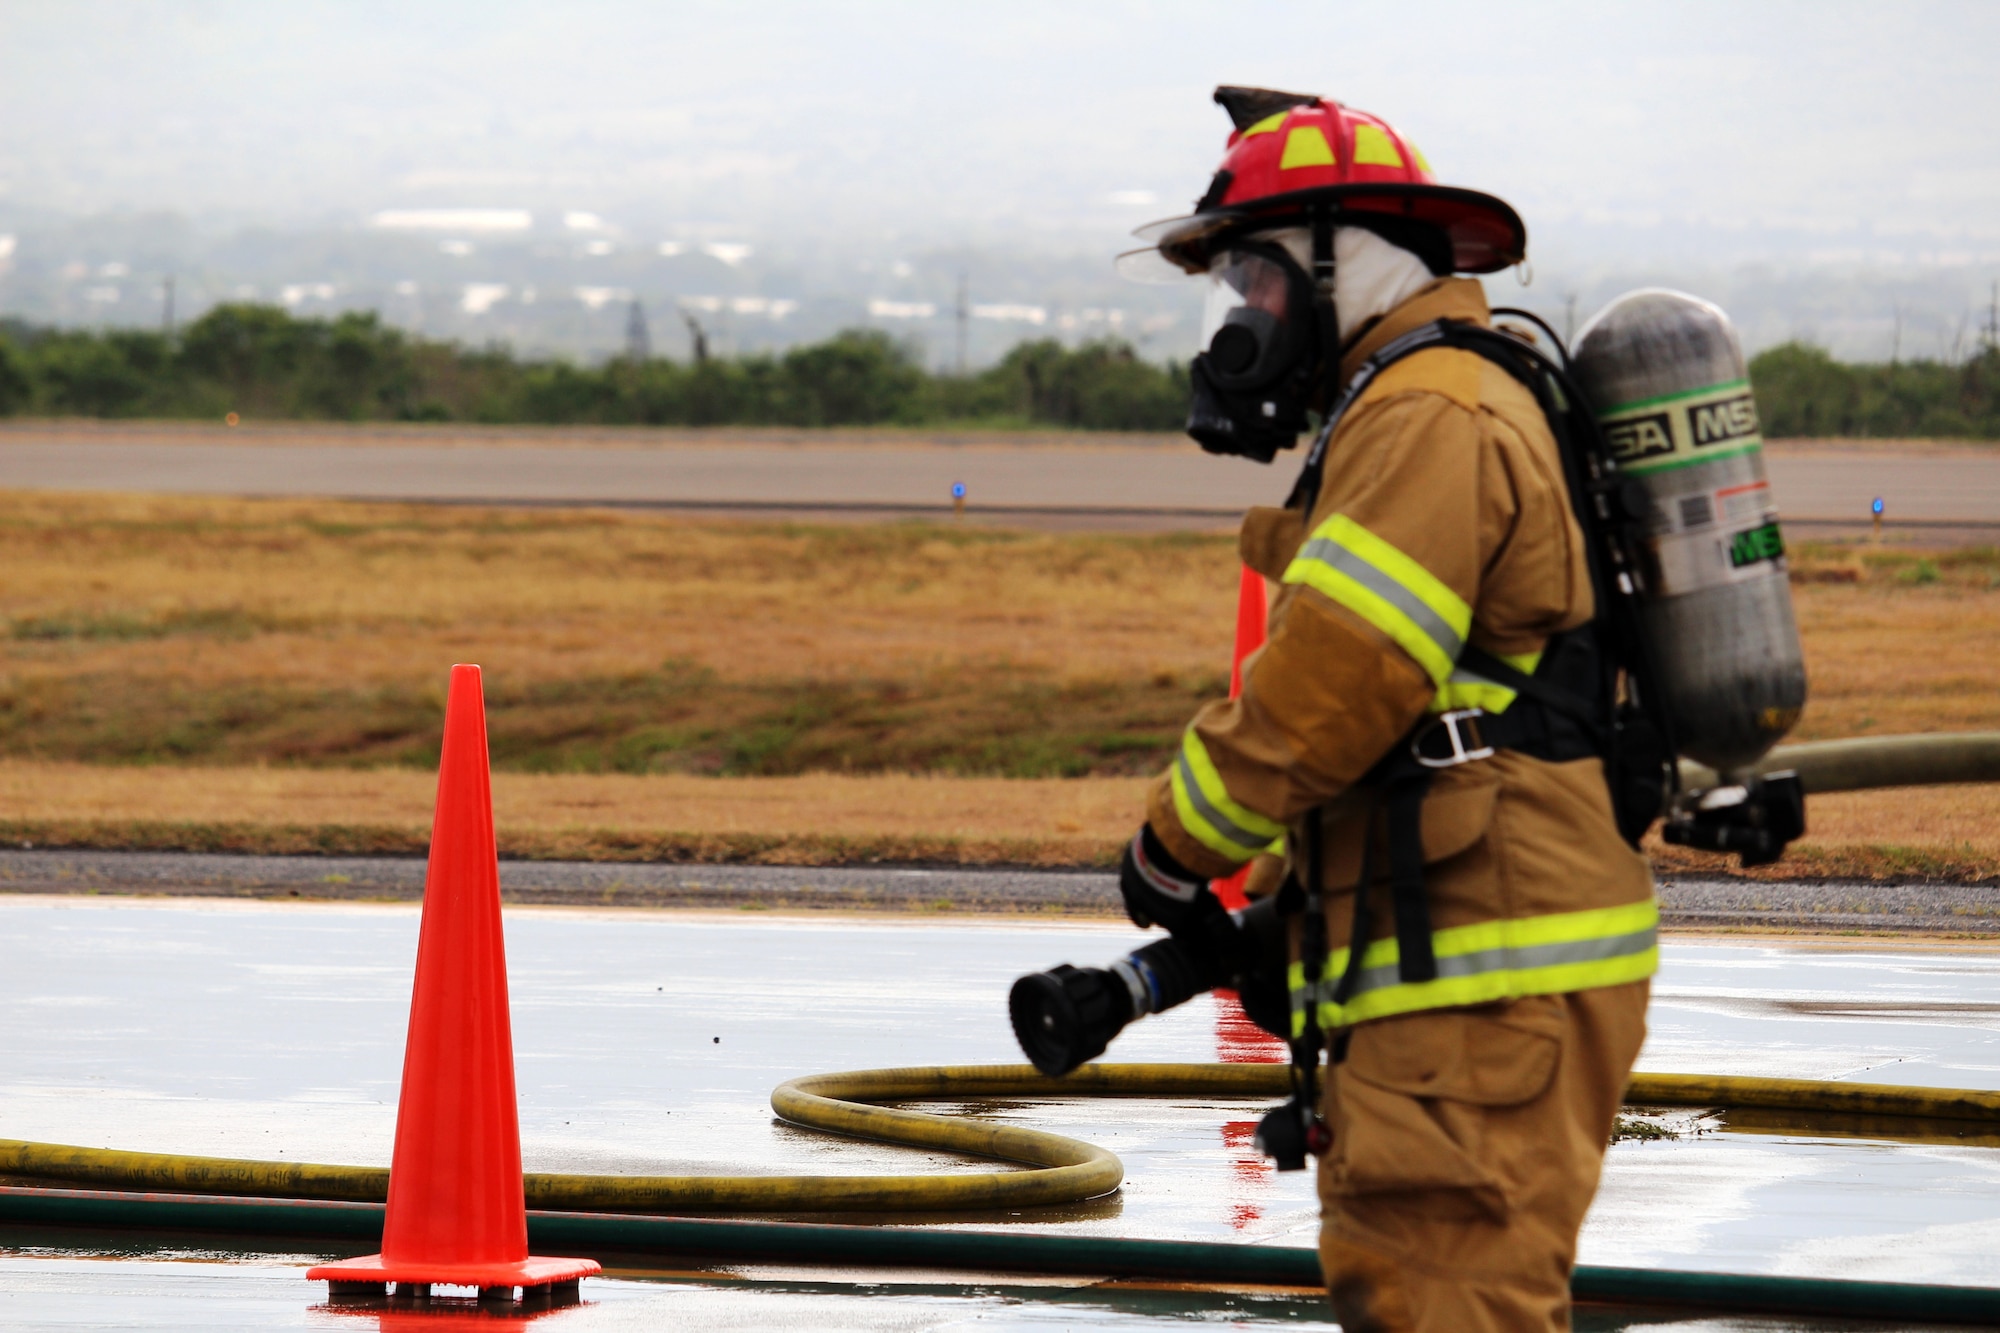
[0,898,1996,1329]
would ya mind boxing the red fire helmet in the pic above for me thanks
[1130,87,1527,277]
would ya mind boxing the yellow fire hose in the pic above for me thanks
[2,1063,1998,1212]
[1680,729,2000,791]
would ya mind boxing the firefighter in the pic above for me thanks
[1117,88,1657,1331]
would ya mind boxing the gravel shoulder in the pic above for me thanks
[1,850,1995,936]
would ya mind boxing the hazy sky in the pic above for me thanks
[3,0,1997,265]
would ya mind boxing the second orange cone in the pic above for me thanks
[1213,566,1269,911]
[309,664,600,1299]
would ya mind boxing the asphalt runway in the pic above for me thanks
[2,422,1996,535]
[1,849,1994,933]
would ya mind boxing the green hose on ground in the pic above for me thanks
[4,1064,2000,1324]
[1,1063,1996,1212]
[2,1187,1998,1324]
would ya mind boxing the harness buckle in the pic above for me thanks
[1412,708,1494,769]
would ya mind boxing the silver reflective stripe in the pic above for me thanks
[1173,748,1273,854]
[1132,831,1199,902]
[1294,536,1464,663]
[1110,957,1153,1016]
[1310,925,1659,1006]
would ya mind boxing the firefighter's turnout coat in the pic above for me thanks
[1147,276,1657,1330]
[1148,276,1658,1020]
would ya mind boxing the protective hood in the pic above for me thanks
[1258,226,1438,349]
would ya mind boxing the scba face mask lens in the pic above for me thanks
[1200,250,1306,383]
[1186,245,1318,463]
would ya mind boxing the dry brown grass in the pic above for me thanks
[0,492,1239,775]
[0,761,1143,866]
[0,762,1993,879]
[1786,544,2000,738]
[0,494,1996,877]
[0,491,1235,688]
[1650,784,2000,882]
[0,761,1142,837]
[3,495,1994,753]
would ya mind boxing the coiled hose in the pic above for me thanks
[5,1063,2000,1323]
[3,1062,1998,1211]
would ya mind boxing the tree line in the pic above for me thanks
[2,302,1998,437]
[0,304,1188,431]
[1745,341,2000,440]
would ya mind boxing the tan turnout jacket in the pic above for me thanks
[1146,277,1657,1029]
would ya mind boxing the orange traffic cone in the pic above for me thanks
[1213,566,1269,911]
[1225,563,1269,702]
[309,665,599,1304]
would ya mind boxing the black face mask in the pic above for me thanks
[1185,243,1321,464]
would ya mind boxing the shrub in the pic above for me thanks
[0,337,30,415]
[1750,341,2000,440]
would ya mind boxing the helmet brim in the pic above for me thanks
[1114,245,1202,284]
[1133,183,1527,276]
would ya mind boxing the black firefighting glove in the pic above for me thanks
[1119,824,1233,940]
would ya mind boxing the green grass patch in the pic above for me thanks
[0,662,1225,778]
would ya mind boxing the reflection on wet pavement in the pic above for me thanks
[1641,945,2000,1091]
[1590,941,2000,1290]
[0,1256,1978,1331]
[0,900,1996,1326]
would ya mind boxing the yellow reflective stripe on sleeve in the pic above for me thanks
[1430,649,1543,714]
[1286,898,1659,1035]
[1282,514,1471,688]
[1169,730,1285,862]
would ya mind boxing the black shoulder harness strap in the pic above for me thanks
[1292,318,1677,995]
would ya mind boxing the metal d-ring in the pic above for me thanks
[1413,708,1495,769]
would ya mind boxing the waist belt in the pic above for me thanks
[1329,645,1606,1008]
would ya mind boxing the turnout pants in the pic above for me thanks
[1316,981,1649,1332]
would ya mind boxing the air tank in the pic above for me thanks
[1570,289,1808,774]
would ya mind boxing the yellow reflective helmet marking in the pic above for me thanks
[1279,125,1337,171]
[1287,898,1660,1034]
[1241,111,1289,138]
[1170,729,1284,862]
[1282,514,1470,689]
[1410,142,1433,175]
[1352,124,1405,168]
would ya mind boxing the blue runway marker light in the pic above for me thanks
[1872,497,1885,516]
[951,482,967,500]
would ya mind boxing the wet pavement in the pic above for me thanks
[1,1256,1968,1332]
[0,896,1997,1328]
